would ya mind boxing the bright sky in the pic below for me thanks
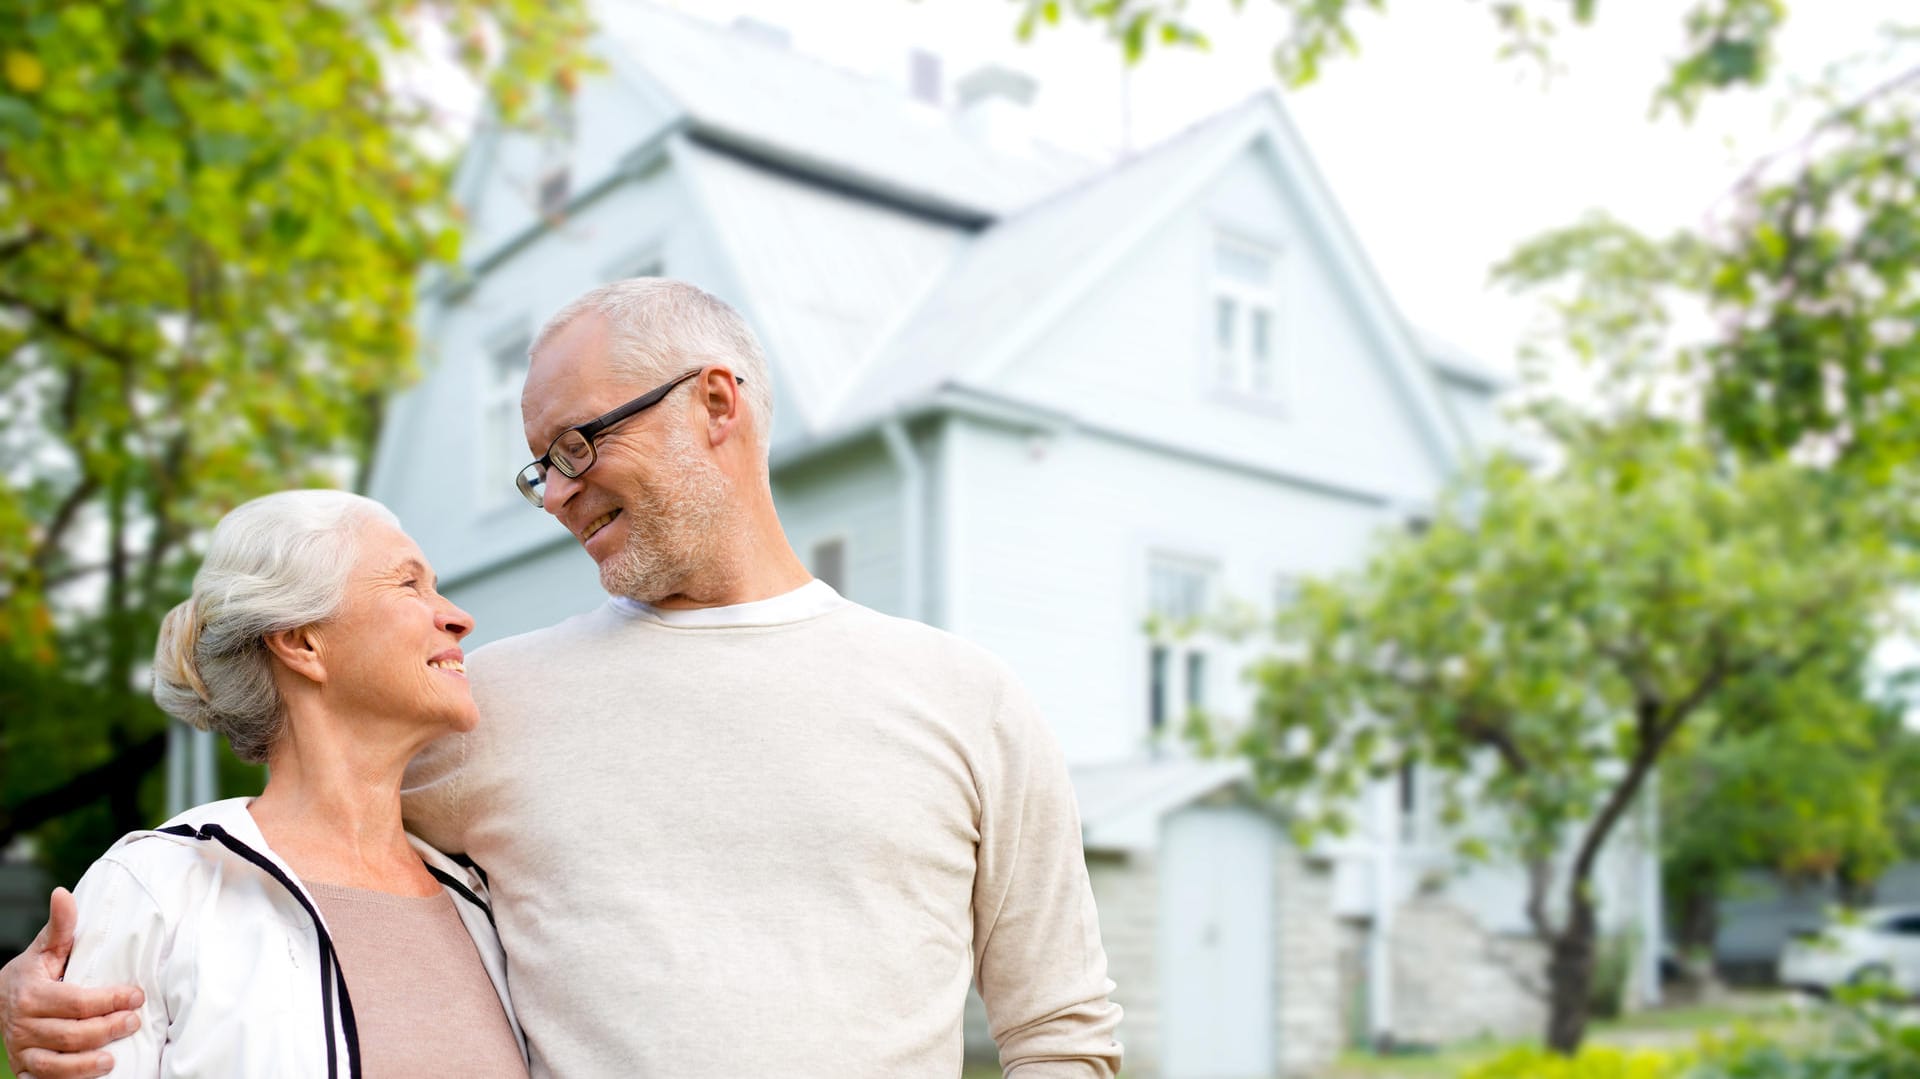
[654,0,1907,378]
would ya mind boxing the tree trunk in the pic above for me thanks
[1545,887,1599,1054]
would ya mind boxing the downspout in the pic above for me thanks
[881,417,924,624]
[1368,784,1397,1048]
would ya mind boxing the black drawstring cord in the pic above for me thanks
[159,823,363,1079]
[424,865,496,928]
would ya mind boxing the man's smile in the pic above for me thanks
[581,508,621,542]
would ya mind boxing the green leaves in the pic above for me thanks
[0,0,586,873]
[1215,416,1906,913]
[1017,0,1786,109]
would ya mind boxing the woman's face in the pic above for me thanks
[317,520,479,737]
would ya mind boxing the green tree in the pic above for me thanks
[1660,695,1908,982]
[0,0,586,881]
[1019,0,1785,115]
[1203,417,1908,1053]
[1479,24,1920,479]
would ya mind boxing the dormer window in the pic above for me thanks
[1211,233,1285,405]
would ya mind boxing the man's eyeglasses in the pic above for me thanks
[514,369,745,509]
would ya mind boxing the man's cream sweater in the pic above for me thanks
[403,585,1123,1077]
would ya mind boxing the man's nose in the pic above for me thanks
[542,467,584,516]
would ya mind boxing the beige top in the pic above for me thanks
[403,583,1123,1078]
[308,882,528,1079]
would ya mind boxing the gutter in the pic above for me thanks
[880,417,924,623]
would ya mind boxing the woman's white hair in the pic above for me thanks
[530,278,774,454]
[152,489,399,763]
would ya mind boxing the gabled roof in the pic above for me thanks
[457,4,1501,464]
[822,91,1475,468]
[825,98,1259,431]
[673,137,969,430]
[593,2,1095,221]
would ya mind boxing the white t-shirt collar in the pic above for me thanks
[608,578,845,628]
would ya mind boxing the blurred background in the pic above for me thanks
[4,1,1920,1076]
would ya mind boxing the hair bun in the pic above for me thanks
[153,599,214,728]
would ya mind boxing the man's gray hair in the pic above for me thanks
[152,490,399,764]
[531,278,774,452]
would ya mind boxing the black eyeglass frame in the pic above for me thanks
[514,368,745,508]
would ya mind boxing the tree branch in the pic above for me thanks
[27,473,101,579]
[0,732,168,851]
[0,289,139,367]
[1462,711,1533,776]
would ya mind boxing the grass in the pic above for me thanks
[1324,994,1812,1079]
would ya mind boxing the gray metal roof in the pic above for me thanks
[595,2,1095,220]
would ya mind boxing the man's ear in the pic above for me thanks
[698,366,744,448]
[263,626,328,687]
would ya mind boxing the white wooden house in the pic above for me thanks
[366,5,1661,1075]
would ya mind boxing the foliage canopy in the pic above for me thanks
[0,0,586,880]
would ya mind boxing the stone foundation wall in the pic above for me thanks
[1275,848,1343,1077]
[1390,896,1548,1046]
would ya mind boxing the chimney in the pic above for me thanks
[909,48,943,106]
[730,16,790,50]
[955,64,1038,152]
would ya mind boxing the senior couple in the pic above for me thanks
[0,279,1122,1078]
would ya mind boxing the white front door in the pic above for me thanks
[1159,804,1277,1079]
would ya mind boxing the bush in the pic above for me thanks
[1465,1046,1692,1079]
[1463,995,1920,1079]
[1685,997,1920,1079]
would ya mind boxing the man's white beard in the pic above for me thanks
[597,423,732,603]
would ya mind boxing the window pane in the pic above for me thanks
[1149,560,1212,622]
[1214,294,1237,384]
[1185,651,1206,710]
[1250,307,1273,393]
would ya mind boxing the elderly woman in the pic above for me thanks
[53,490,527,1078]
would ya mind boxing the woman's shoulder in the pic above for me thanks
[79,798,270,906]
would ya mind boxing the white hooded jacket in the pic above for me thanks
[65,797,523,1078]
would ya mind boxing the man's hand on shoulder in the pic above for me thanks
[1,888,142,1079]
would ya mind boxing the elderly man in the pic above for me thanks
[1,279,1123,1078]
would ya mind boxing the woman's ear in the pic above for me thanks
[263,626,328,687]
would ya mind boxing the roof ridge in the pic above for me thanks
[608,0,1095,182]
[981,90,1274,227]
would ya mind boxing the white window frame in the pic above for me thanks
[477,321,532,511]
[1207,229,1290,411]
[1145,552,1220,740]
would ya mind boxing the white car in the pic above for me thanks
[1778,905,1920,996]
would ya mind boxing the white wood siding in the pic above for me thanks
[948,416,1401,765]
[997,150,1449,508]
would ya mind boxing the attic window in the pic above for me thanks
[1210,233,1285,405]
